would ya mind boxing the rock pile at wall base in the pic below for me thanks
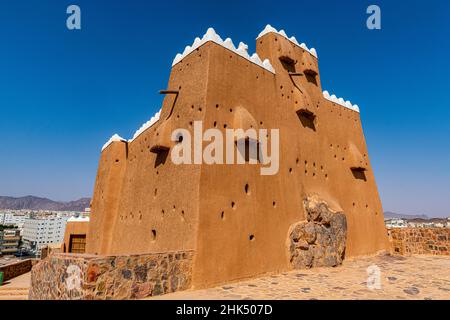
[288,196,347,268]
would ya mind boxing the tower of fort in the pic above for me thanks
[85,25,388,289]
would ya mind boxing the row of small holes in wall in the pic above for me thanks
[132,103,266,141]
[279,84,321,110]
[179,45,266,80]
[120,210,140,221]
[118,190,185,222]
[227,53,265,80]
[330,144,369,167]
[279,85,294,100]
[213,104,264,129]
[289,158,329,179]
[177,49,203,72]
[352,202,375,214]
[219,183,266,242]
[157,200,186,222]
[329,103,359,122]
[169,102,204,123]
[165,207,186,219]
[362,153,368,166]
[330,144,347,162]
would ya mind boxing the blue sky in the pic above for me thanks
[0,1,449,217]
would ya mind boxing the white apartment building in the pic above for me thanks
[385,218,408,228]
[22,216,69,257]
[0,212,26,229]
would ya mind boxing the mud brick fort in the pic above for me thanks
[30,25,390,299]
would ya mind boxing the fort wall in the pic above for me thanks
[0,259,35,282]
[62,220,89,253]
[388,228,449,255]
[84,25,388,289]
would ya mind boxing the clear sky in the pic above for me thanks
[0,1,449,217]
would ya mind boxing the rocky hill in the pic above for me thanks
[0,196,90,212]
[384,211,429,220]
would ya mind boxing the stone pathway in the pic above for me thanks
[149,254,450,300]
[0,272,30,300]
[2,255,449,300]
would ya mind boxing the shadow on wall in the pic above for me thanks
[351,168,367,181]
[305,73,318,86]
[154,149,169,168]
[297,109,316,131]
[279,56,296,73]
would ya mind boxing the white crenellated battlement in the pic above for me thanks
[172,27,276,74]
[130,109,162,142]
[102,134,126,151]
[256,24,318,59]
[101,27,359,152]
[101,109,161,151]
[322,90,360,113]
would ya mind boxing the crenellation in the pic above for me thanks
[257,24,318,59]
[172,27,276,74]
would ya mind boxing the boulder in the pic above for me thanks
[288,196,347,269]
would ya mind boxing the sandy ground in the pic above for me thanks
[0,272,31,300]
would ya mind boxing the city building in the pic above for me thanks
[407,218,449,228]
[0,212,26,229]
[385,218,408,228]
[385,217,450,229]
[22,216,68,258]
[0,228,21,255]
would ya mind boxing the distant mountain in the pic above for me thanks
[0,196,91,212]
[384,211,429,220]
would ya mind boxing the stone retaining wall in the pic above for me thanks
[29,251,194,300]
[388,228,449,255]
[0,259,34,282]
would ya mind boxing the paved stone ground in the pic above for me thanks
[0,272,30,300]
[2,255,449,300]
[150,254,450,300]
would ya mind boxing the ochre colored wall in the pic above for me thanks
[87,44,212,255]
[62,221,89,253]
[86,141,127,254]
[87,34,388,288]
[192,34,388,287]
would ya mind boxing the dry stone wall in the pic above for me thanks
[29,251,193,300]
[0,259,34,281]
[388,228,449,256]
